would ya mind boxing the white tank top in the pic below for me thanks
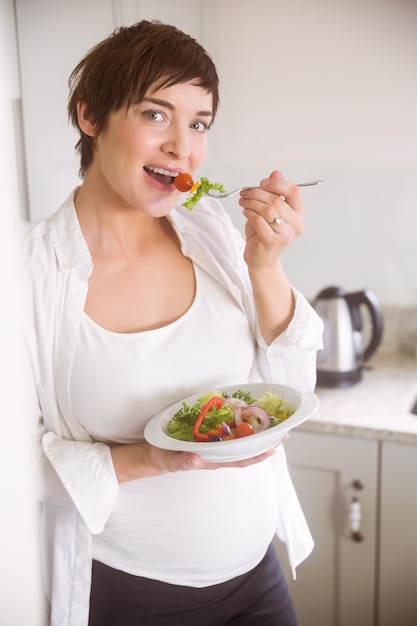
[69,264,258,442]
[69,264,277,586]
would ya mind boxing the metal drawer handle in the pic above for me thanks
[350,480,364,542]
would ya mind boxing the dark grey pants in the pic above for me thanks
[88,544,298,625]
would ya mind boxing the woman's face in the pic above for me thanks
[85,80,213,216]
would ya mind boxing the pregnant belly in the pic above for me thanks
[93,462,278,586]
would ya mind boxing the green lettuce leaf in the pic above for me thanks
[182,176,226,210]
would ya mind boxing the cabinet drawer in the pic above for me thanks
[275,431,378,626]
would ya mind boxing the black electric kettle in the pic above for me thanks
[312,286,384,387]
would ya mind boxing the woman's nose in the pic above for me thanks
[162,126,191,160]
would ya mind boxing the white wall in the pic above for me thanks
[13,0,417,305]
[203,0,417,306]
[0,0,43,624]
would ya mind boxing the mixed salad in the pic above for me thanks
[175,173,226,210]
[166,389,294,443]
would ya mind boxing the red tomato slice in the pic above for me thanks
[175,173,194,192]
[234,423,255,438]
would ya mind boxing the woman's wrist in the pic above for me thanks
[248,263,294,343]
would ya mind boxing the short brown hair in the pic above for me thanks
[68,20,219,177]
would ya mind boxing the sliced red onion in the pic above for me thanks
[240,405,271,432]
[223,398,247,424]
[224,398,247,409]
[221,422,232,436]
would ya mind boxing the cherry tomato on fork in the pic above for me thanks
[175,173,194,192]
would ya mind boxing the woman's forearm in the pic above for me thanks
[248,260,295,344]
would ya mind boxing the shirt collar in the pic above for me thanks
[47,189,92,279]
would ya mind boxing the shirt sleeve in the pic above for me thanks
[28,369,119,535]
[255,288,324,392]
[42,432,119,535]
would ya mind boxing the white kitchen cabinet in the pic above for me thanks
[378,441,417,626]
[275,432,378,626]
[275,431,417,626]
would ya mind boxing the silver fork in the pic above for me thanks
[205,179,323,199]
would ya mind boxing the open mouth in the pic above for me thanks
[144,166,179,186]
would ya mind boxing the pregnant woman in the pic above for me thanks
[22,20,323,626]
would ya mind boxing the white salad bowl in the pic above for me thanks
[144,383,319,462]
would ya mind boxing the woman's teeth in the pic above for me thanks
[146,166,179,177]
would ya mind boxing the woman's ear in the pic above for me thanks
[77,101,96,137]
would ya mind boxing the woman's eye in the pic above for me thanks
[190,121,209,133]
[144,110,164,122]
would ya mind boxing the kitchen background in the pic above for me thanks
[0,0,416,624]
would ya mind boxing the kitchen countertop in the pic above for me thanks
[299,352,417,444]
